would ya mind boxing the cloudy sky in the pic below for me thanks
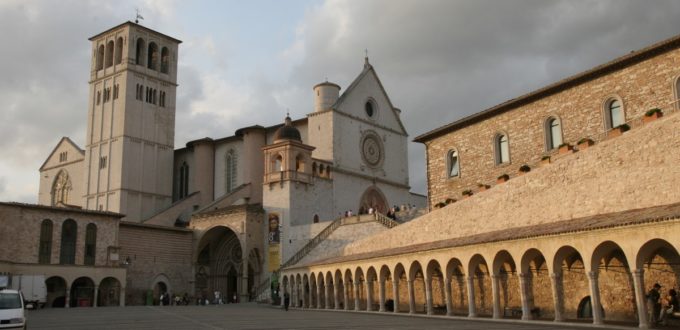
[1,0,680,203]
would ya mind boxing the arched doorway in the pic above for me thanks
[153,281,167,305]
[46,276,67,308]
[70,277,95,307]
[196,226,243,303]
[359,186,388,214]
[98,277,121,307]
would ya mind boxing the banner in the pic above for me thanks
[268,213,280,244]
[268,245,280,272]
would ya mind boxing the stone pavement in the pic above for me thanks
[26,303,630,330]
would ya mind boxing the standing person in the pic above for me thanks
[284,292,290,311]
[233,293,237,303]
[660,288,678,326]
[647,283,662,325]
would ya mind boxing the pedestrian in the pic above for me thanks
[159,292,164,306]
[660,288,678,326]
[368,207,374,215]
[647,283,662,325]
[233,293,237,303]
[284,292,290,311]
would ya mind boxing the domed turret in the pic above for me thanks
[313,81,340,112]
[273,115,301,143]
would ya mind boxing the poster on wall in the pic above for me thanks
[268,245,280,272]
[268,213,280,244]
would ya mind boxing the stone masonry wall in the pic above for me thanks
[346,112,680,254]
[423,45,680,209]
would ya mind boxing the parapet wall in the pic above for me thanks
[345,112,680,255]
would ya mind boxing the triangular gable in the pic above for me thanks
[39,137,85,171]
[332,61,408,135]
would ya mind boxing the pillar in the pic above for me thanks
[466,276,476,317]
[291,283,297,308]
[343,283,350,310]
[325,282,332,309]
[378,279,386,312]
[366,279,374,311]
[491,275,501,319]
[407,279,415,314]
[444,277,453,316]
[302,283,308,308]
[587,271,604,325]
[425,277,434,315]
[632,269,650,329]
[65,286,71,308]
[392,277,400,313]
[119,287,126,307]
[550,273,564,322]
[93,285,99,307]
[334,281,340,310]
[353,282,361,311]
[519,273,532,320]
[280,283,285,308]
[239,261,249,303]
[317,283,322,309]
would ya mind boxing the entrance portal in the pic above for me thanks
[359,186,388,214]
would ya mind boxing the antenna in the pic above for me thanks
[135,8,144,24]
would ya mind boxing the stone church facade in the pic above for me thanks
[21,21,424,306]
[279,34,680,328]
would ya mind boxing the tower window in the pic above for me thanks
[494,133,510,165]
[59,219,77,265]
[178,162,189,199]
[447,149,460,178]
[105,40,114,68]
[136,38,146,66]
[96,91,101,105]
[113,84,119,100]
[96,45,105,71]
[161,47,170,74]
[604,98,624,129]
[99,156,107,169]
[226,150,237,193]
[545,117,563,150]
[115,37,123,65]
[148,42,159,70]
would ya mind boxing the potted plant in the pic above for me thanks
[518,164,531,174]
[558,143,573,155]
[496,174,509,184]
[434,202,446,209]
[577,138,594,150]
[540,155,551,166]
[445,198,456,205]
[477,183,490,192]
[462,190,473,198]
[643,108,663,124]
[608,123,630,138]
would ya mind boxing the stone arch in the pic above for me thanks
[359,185,388,215]
[366,266,378,311]
[46,276,67,307]
[105,40,114,68]
[343,269,354,310]
[325,271,335,309]
[635,238,680,326]
[147,42,159,70]
[98,277,121,307]
[295,153,306,172]
[379,265,394,312]
[195,226,243,303]
[407,261,424,313]
[492,250,519,317]
[334,269,344,310]
[446,258,467,316]
[520,248,553,320]
[316,272,326,309]
[70,276,95,307]
[393,263,407,312]
[425,259,445,314]
[309,272,318,308]
[135,38,145,65]
[590,240,635,323]
[96,44,104,70]
[302,274,310,308]
[468,254,492,317]
[161,46,170,73]
[354,267,366,310]
[552,245,588,320]
[114,37,123,65]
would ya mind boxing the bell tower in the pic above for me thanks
[84,22,181,221]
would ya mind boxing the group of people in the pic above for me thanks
[647,282,679,326]
[158,292,190,306]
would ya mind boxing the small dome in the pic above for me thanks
[273,115,301,142]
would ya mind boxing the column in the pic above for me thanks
[366,279,374,311]
[291,283,297,308]
[378,279,386,312]
[407,279,415,314]
[491,275,501,319]
[280,283,286,308]
[343,284,350,310]
[425,277,434,315]
[587,271,604,325]
[631,269,650,329]
[444,277,453,316]
[317,283,322,309]
[392,277,400,313]
[519,273,532,320]
[65,286,71,308]
[334,282,340,310]
[240,262,249,303]
[94,285,99,307]
[354,282,361,311]
[119,287,126,307]
[302,283,307,308]
[325,282,332,309]
[550,273,564,322]
[466,276,476,317]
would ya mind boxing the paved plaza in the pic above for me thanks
[26,303,626,330]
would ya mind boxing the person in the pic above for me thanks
[647,283,662,325]
[368,207,374,215]
[284,292,290,311]
[233,293,237,303]
[660,288,678,326]
[159,292,164,306]
[348,209,353,216]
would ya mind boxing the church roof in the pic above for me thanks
[89,21,182,43]
[413,32,680,143]
[272,115,302,142]
[39,136,85,171]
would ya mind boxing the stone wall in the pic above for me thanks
[346,113,680,255]
[118,222,193,305]
[421,44,680,209]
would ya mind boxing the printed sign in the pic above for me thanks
[268,213,280,244]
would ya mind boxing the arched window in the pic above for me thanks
[114,37,123,65]
[447,149,460,178]
[494,133,510,165]
[225,150,237,193]
[59,219,77,265]
[38,219,53,264]
[319,164,325,175]
[135,38,145,66]
[84,223,97,266]
[313,214,319,223]
[52,170,72,206]
[147,42,159,70]
[96,45,105,70]
[105,40,114,68]
[295,154,305,172]
[312,162,317,175]
[161,47,170,73]
[545,117,563,150]
[178,162,189,199]
[274,155,283,172]
[604,98,624,129]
